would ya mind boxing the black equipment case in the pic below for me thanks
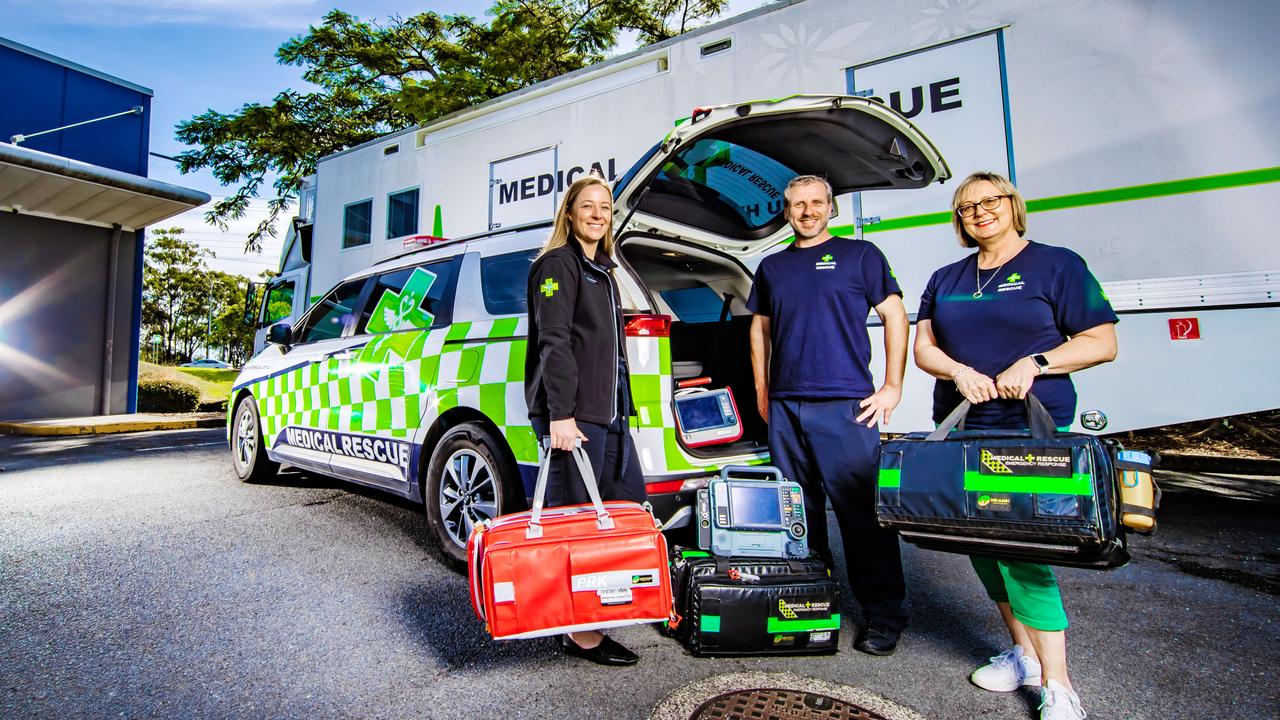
[669,550,839,657]
[877,397,1130,569]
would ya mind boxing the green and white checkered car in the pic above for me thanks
[227,96,948,563]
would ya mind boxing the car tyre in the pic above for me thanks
[231,394,279,483]
[424,422,519,568]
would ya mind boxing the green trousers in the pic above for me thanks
[970,556,1069,631]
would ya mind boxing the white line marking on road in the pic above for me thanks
[134,441,223,453]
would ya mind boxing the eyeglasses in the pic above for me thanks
[955,195,1009,218]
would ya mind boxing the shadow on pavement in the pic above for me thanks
[397,580,556,670]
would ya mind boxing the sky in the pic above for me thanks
[2,0,766,277]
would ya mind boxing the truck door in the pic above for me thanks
[253,267,309,355]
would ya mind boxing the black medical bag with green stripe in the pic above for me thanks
[876,397,1130,570]
[668,550,839,656]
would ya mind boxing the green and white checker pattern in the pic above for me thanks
[251,325,450,445]
[431,317,539,465]
[241,314,766,480]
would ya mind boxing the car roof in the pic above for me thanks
[338,222,550,283]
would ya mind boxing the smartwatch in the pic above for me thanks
[1031,354,1050,374]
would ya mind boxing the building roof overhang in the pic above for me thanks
[0,143,210,231]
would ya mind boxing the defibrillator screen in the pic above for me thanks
[729,485,783,527]
[676,394,729,431]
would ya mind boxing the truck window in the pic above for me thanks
[261,281,295,325]
[343,199,373,248]
[355,256,460,335]
[480,249,537,316]
[387,188,419,239]
[296,279,368,344]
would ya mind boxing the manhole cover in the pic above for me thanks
[691,688,889,720]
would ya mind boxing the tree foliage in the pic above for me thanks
[175,0,727,251]
[142,228,256,365]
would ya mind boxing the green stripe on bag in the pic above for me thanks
[963,471,1094,495]
[766,614,841,633]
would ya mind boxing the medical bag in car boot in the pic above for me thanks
[668,549,839,657]
[876,395,1130,569]
[467,443,673,640]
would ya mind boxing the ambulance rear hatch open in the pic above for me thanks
[612,94,951,258]
[612,94,951,458]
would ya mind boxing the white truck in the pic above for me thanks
[258,0,1280,433]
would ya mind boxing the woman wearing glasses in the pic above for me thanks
[913,172,1118,720]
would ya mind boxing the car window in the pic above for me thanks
[296,279,368,344]
[654,138,795,231]
[262,281,295,325]
[660,285,725,324]
[480,249,537,315]
[356,256,460,335]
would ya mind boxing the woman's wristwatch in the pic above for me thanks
[1031,354,1050,374]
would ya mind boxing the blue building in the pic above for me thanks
[0,37,209,421]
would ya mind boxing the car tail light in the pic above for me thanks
[624,314,671,337]
[645,479,686,494]
[645,476,711,494]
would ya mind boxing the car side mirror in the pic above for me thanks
[267,322,293,351]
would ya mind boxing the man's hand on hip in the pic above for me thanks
[856,385,902,428]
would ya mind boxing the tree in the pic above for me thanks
[210,272,256,366]
[175,0,726,252]
[142,228,212,363]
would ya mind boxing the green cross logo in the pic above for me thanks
[1007,273,1022,283]
[355,267,438,369]
[366,267,438,334]
[540,278,559,297]
[821,254,834,263]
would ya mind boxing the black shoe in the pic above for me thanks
[559,634,639,666]
[854,625,901,656]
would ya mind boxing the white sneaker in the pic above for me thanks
[1039,679,1087,720]
[970,645,1042,692]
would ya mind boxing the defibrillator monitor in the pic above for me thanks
[729,485,784,528]
[673,387,743,448]
[696,466,809,559]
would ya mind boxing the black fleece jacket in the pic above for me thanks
[524,240,628,425]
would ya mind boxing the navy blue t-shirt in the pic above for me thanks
[918,240,1118,429]
[747,237,901,399]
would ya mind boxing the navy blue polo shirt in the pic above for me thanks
[918,240,1118,429]
[747,237,901,399]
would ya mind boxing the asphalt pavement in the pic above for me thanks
[0,429,1276,719]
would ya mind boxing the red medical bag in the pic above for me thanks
[468,445,673,640]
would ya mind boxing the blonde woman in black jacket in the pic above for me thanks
[524,173,646,666]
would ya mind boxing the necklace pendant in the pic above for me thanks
[973,291,983,299]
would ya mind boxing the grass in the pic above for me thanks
[139,362,236,408]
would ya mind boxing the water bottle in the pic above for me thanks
[1116,450,1157,531]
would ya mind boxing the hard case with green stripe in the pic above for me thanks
[877,417,1129,569]
[669,551,839,657]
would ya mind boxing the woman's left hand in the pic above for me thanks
[995,356,1040,400]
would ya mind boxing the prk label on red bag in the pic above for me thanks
[571,568,660,592]
[979,447,1071,477]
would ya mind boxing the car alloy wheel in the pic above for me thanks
[438,448,499,549]
[234,404,257,471]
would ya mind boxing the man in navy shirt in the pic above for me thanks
[747,175,911,655]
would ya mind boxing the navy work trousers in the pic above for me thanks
[768,397,908,632]
[530,413,646,507]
